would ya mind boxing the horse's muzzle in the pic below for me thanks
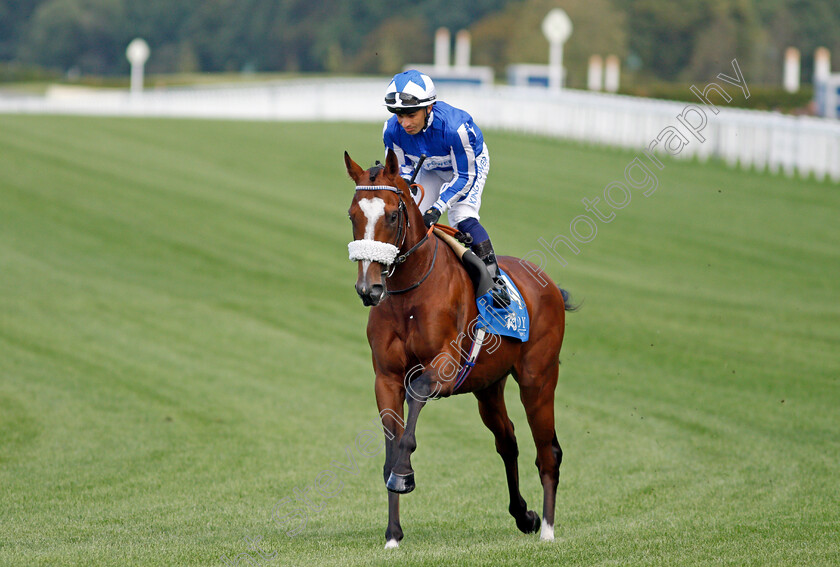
[356,282,385,306]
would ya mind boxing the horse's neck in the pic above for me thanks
[387,215,465,298]
[402,207,427,256]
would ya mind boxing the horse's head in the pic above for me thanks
[345,149,416,307]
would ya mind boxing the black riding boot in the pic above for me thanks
[471,240,511,308]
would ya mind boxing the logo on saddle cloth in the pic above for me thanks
[475,270,530,342]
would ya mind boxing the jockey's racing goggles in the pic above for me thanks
[385,92,434,113]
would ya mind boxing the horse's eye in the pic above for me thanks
[390,211,399,223]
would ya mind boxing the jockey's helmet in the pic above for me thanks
[384,70,436,114]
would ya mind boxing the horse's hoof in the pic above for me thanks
[516,510,541,534]
[384,539,400,549]
[386,471,415,494]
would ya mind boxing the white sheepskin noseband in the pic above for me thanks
[348,239,399,265]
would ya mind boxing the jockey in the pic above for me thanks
[382,69,511,308]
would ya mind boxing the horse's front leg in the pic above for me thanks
[386,370,433,494]
[376,377,406,548]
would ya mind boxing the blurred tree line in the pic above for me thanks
[1,0,839,86]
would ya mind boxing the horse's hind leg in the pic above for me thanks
[516,362,562,541]
[475,378,541,535]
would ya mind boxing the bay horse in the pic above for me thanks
[345,149,574,548]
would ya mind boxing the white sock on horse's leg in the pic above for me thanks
[540,522,555,541]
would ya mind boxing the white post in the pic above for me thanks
[587,55,603,91]
[126,38,150,96]
[604,54,620,93]
[434,28,451,71]
[783,47,800,93]
[814,47,831,84]
[455,30,471,70]
[549,42,564,91]
[542,9,572,92]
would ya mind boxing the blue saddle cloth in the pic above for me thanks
[475,269,530,342]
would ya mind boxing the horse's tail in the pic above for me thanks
[558,286,580,312]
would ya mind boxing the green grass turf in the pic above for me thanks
[0,115,838,566]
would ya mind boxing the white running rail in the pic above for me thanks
[2,78,838,182]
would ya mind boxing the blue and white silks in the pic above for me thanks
[383,101,485,213]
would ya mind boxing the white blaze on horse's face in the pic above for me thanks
[359,197,386,239]
[358,197,386,275]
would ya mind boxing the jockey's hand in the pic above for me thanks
[422,207,441,228]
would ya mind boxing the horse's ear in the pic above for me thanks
[344,151,364,184]
[385,148,400,180]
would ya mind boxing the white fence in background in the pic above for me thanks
[2,78,838,182]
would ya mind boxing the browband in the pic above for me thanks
[355,185,402,194]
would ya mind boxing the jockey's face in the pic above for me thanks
[397,107,428,135]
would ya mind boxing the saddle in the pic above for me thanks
[434,225,530,342]
[433,225,495,297]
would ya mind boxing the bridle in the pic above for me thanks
[353,184,437,295]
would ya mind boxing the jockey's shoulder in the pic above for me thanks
[431,101,474,127]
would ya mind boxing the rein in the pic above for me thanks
[388,228,437,295]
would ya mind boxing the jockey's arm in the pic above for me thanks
[433,126,478,212]
[382,130,415,183]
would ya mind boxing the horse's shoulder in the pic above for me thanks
[367,307,401,336]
